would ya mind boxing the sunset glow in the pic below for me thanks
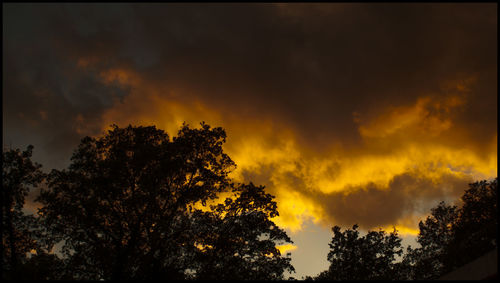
[4,3,496,278]
[85,66,497,234]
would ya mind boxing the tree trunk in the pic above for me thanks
[4,205,19,272]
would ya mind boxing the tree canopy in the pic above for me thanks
[403,178,498,279]
[191,183,294,280]
[35,123,294,280]
[315,224,403,280]
[313,178,497,280]
[2,145,58,279]
[400,201,458,279]
[2,124,496,281]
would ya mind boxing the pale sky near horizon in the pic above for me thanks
[4,3,497,278]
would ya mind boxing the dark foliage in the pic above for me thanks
[401,202,458,279]
[3,126,496,281]
[404,178,498,279]
[192,183,294,280]
[398,178,497,280]
[314,178,497,281]
[2,146,60,279]
[36,123,294,280]
[316,224,403,280]
[445,179,497,269]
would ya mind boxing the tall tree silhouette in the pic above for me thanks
[2,146,53,279]
[37,123,294,280]
[403,178,498,279]
[401,202,458,279]
[445,179,497,269]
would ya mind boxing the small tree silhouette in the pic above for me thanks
[317,224,403,280]
[2,145,58,279]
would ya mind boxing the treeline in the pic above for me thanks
[2,123,497,280]
[309,178,497,280]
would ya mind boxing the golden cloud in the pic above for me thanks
[89,64,496,234]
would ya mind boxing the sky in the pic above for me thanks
[2,3,497,279]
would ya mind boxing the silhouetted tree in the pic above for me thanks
[316,224,403,280]
[445,178,497,269]
[402,178,497,279]
[401,202,458,279]
[12,253,66,280]
[37,123,294,280]
[2,146,56,279]
[191,183,294,280]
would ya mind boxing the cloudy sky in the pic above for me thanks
[3,3,497,278]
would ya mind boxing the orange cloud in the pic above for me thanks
[90,66,496,235]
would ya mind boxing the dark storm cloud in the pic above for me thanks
[3,3,497,230]
[125,4,496,151]
[4,3,496,152]
[3,4,131,169]
[131,3,497,149]
[312,172,473,229]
